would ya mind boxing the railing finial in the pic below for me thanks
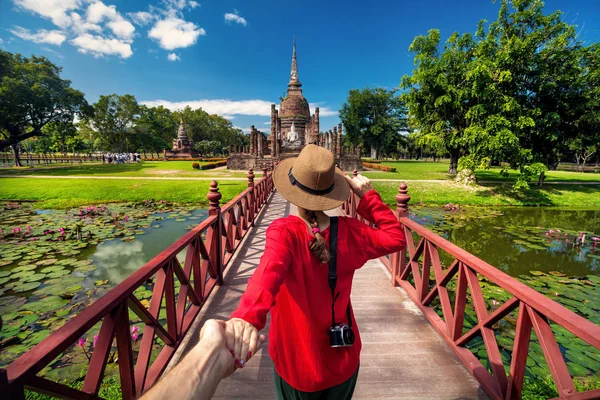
[247,168,254,187]
[262,166,267,177]
[208,180,221,215]
[353,168,358,178]
[396,182,410,218]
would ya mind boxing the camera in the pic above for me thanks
[329,324,355,347]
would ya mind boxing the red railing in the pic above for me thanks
[341,180,600,400]
[2,167,274,400]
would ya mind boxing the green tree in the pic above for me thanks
[0,51,87,166]
[135,105,177,151]
[339,88,408,159]
[89,94,140,152]
[401,30,477,174]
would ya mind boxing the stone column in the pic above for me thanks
[258,132,263,157]
[328,131,333,151]
[333,127,338,155]
[276,114,281,156]
[249,127,255,154]
[271,105,276,157]
[337,124,342,157]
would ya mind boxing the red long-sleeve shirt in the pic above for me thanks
[230,190,406,392]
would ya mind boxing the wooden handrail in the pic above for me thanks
[340,184,600,400]
[4,170,275,399]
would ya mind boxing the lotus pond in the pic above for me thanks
[0,202,599,393]
[409,205,600,391]
[0,200,207,377]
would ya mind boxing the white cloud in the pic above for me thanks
[167,52,180,61]
[14,0,80,28]
[41,46,65,59]
[69,12,103,34]
[263,122,271,125]
[128,11,155,26]
[71,33,133,58]
[224,11,247,26]
[163,0,198,10]
[86,1,135,40]
[141,99,338,118]
[148,17,205,50]
[9,26,67,45]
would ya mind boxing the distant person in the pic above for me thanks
[226,145,406,399]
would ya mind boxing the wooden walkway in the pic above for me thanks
[168,192,487,399]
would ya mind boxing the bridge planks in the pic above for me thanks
[167,192,487,399]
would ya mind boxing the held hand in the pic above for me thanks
[344,174,374,199]
[198,319,235,378]
[225,318,266,369]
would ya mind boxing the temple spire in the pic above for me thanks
[288,36,301,89]
[177,116,188,139]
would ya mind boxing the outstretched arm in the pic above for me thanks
[142,320,259,400]
[345,174,406,262]
[227,220,292,367]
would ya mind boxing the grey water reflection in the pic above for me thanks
[89,209,207,283]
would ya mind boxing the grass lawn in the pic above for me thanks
[373,181,600,208]
[361,160,600,183]
[0,177,248,209]
[0,161,248,178]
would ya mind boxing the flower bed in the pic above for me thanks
[363,162,396,172]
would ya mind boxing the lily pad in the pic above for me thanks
[95,280,109,286]
[0,260,14,267]
[22,273,47,282]
[46,270,71,278]
[40,266,65,273]
[21,296,69,312]
[35,258,58,266]
[13,281,42,292]
[0,270,11,277]
[11,265,36,273]
[0,277,11,285]
[12,270,35,279]
[530,271,544,276]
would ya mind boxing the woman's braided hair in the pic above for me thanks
[307,211,330,264]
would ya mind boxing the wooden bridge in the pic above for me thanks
[3,168,600,400]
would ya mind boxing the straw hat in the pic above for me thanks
[273,144,350,211]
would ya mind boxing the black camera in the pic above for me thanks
[329,324,355,347]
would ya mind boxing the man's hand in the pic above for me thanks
[345,173,374,199]
[198,319,235,378]
[225,318,266,369]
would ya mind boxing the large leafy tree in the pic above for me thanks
[89,94,141,152]
[134,105,177,153]
[0,51,87,166]
[401,30,476,174]
[468,0,584,171]
[339,88,408,159]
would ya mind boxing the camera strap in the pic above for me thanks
[328,216,353,329]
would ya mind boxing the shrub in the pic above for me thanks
[200,161,227,170]
[363,162,396,172]
[192,162,200,170]
[199,157,227,162]
[455,169,477,186]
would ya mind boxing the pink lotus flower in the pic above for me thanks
[549,229,555,234]
[131,332,139,342]
[557,229,561,233]
[421,217,426,221]
[26,226,31,230]
[123,215,129,222]
[12,227,21,233]
[77,337,87,348]
[593,237,600,242]
[93,335,99,348]
[491,299,498,306]
[545,233,549,236]
[554,292,559,297]
[31,237,38,241]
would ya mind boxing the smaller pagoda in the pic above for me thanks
[166,117,198,159]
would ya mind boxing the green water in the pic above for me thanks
[412,207,600,277]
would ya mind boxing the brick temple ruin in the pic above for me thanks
[165,117,198,159]
[227,39,362,171]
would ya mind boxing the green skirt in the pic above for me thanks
[274,365,359,400]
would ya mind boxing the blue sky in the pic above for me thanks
[1,0,599,133]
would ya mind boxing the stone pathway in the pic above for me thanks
[167,192,488,399]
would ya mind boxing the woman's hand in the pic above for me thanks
[225,318,266,369]
[345,173,374,199]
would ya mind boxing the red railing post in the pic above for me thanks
[392,183,410,286]
[207,181,223,285]
[247,168,255,225]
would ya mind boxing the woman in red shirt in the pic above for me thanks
[226,144,406,399]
